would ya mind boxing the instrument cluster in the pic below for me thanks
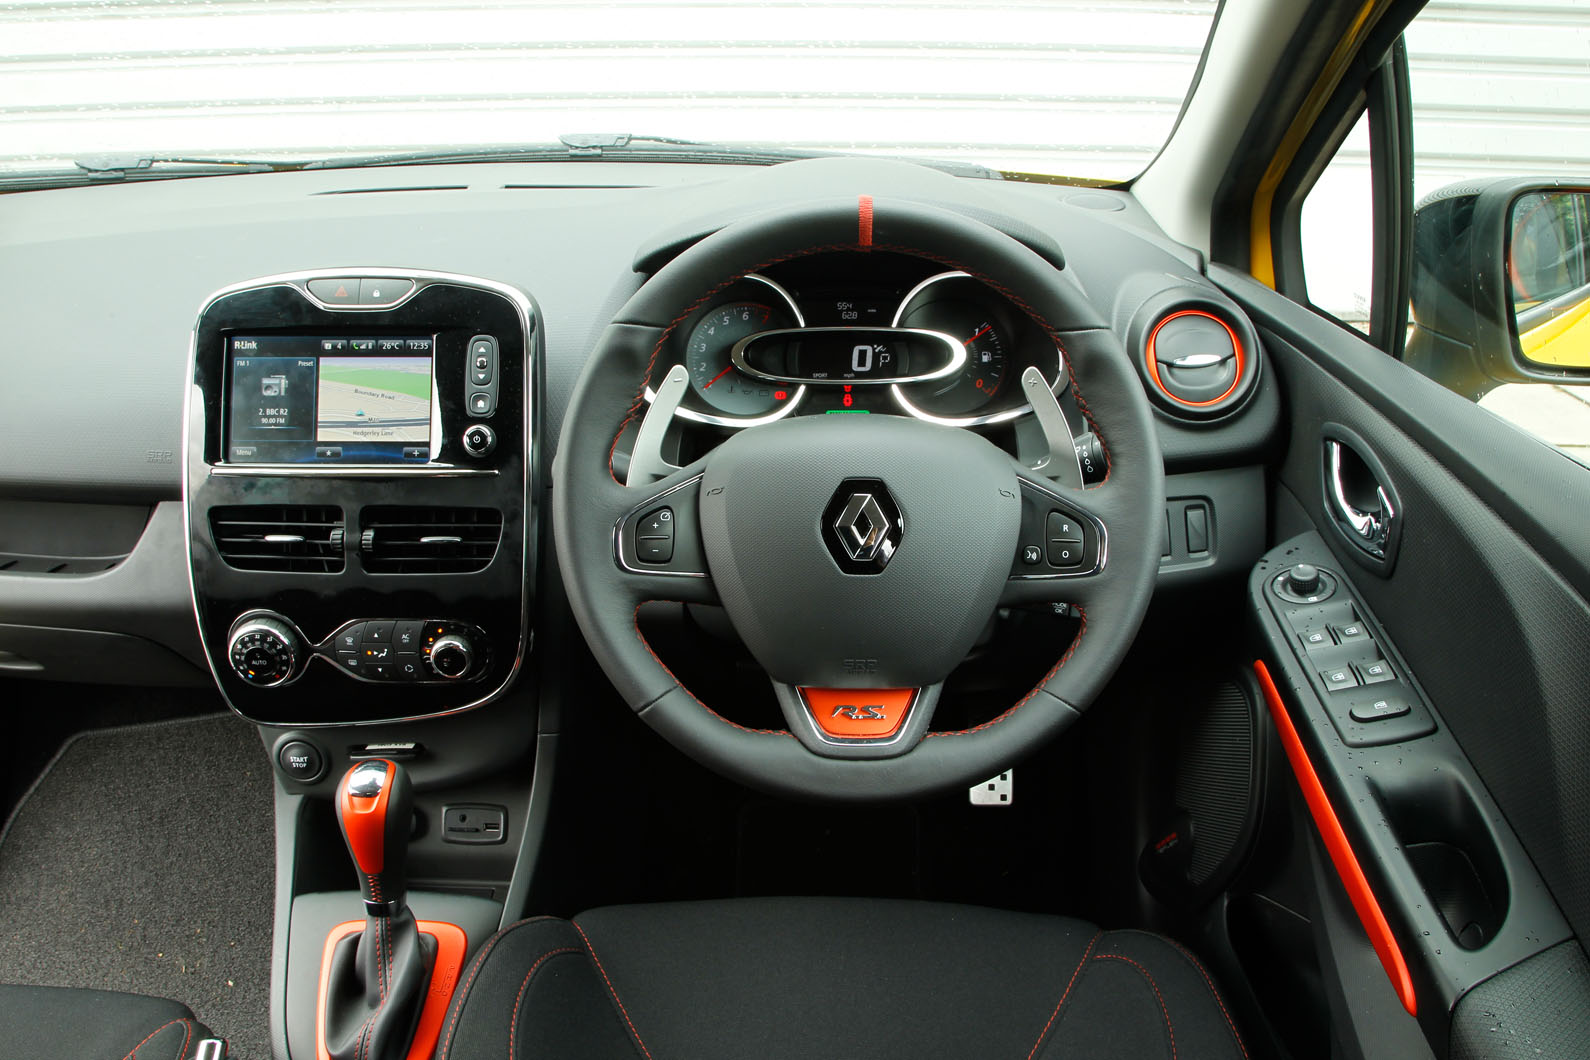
[648,252,1064,429]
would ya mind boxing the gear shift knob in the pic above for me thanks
[335,759,414,915]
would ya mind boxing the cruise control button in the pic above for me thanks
[637,536,674,563]
[307,278,360,305]
[1045,513,1082,542]
[358,278,415,306]
[1350,695,1410,723]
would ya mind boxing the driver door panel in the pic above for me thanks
[1214,267,1590,1055]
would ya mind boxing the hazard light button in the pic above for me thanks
[801,688,915,739]
[307,278,361,306]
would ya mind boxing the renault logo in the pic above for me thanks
[822,479,903,574]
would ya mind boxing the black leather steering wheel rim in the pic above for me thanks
[553,196,1163,800]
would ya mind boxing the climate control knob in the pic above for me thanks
[227,614,301,687]
[427,633,474,679]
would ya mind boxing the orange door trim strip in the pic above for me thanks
[1254,659,1417,1016]
[316,919,469,1060]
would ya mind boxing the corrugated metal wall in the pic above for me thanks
[1303,0,1590,321]
[0,0,1215,179]
[1408,0,1590,201]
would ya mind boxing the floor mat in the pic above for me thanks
[0,714,274,1059]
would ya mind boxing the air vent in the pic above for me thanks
[1128,292,1262,421]
[209,505,345,573]
[359,506,503,574]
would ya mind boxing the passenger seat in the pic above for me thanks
[0,984,223,1059]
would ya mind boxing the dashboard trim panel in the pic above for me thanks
[182,267,539,728]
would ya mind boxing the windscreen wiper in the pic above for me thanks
[300,134,1001,178]
[0,155,312,191]
[0,137,998,192]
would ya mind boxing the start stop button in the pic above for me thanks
[277,739,326,783]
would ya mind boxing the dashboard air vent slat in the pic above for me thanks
[209,505,345,573]
[360,506,503,574]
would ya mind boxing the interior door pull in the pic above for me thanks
[1326,438,1396,561]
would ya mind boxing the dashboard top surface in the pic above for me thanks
[0,156,1250,502]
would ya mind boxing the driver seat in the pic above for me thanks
[435,897,1247,1059]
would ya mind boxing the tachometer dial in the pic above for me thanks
[685,301,798,416]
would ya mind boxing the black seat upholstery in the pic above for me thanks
[437,898,1247,1059]
[0,984,221,1059]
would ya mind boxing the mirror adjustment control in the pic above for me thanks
[462,424,496,457]
[227,613,302,687]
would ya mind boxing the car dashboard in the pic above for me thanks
[0,155,1276,714]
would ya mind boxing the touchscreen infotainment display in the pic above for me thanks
[225,334,435,463]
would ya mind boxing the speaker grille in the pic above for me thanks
[1175,681,1256,886]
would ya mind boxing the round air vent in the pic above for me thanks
[1128,294,1260,420]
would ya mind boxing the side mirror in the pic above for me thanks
[1406,178,1590,398]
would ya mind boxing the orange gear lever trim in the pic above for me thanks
[336,759,395,875]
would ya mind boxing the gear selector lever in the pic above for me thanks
[321,760,430,1060]
[337,759,414,914]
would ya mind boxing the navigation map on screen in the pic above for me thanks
[315,356,431,443]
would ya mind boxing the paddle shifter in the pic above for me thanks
[322,760,431,1060]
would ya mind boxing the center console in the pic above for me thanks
[185,270,546,1059]
[184,269,539,726]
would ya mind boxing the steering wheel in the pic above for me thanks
[553,197,1163,800]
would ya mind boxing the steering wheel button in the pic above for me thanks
[1045,512,1081,541]
[637,536,674,563]
[1021,544,1042,565]
[1047,539,1084,567]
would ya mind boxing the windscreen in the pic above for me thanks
[1,1,1218,182]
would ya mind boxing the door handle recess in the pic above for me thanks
[1328,440,1395,549]
[1321,428,1401,570]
